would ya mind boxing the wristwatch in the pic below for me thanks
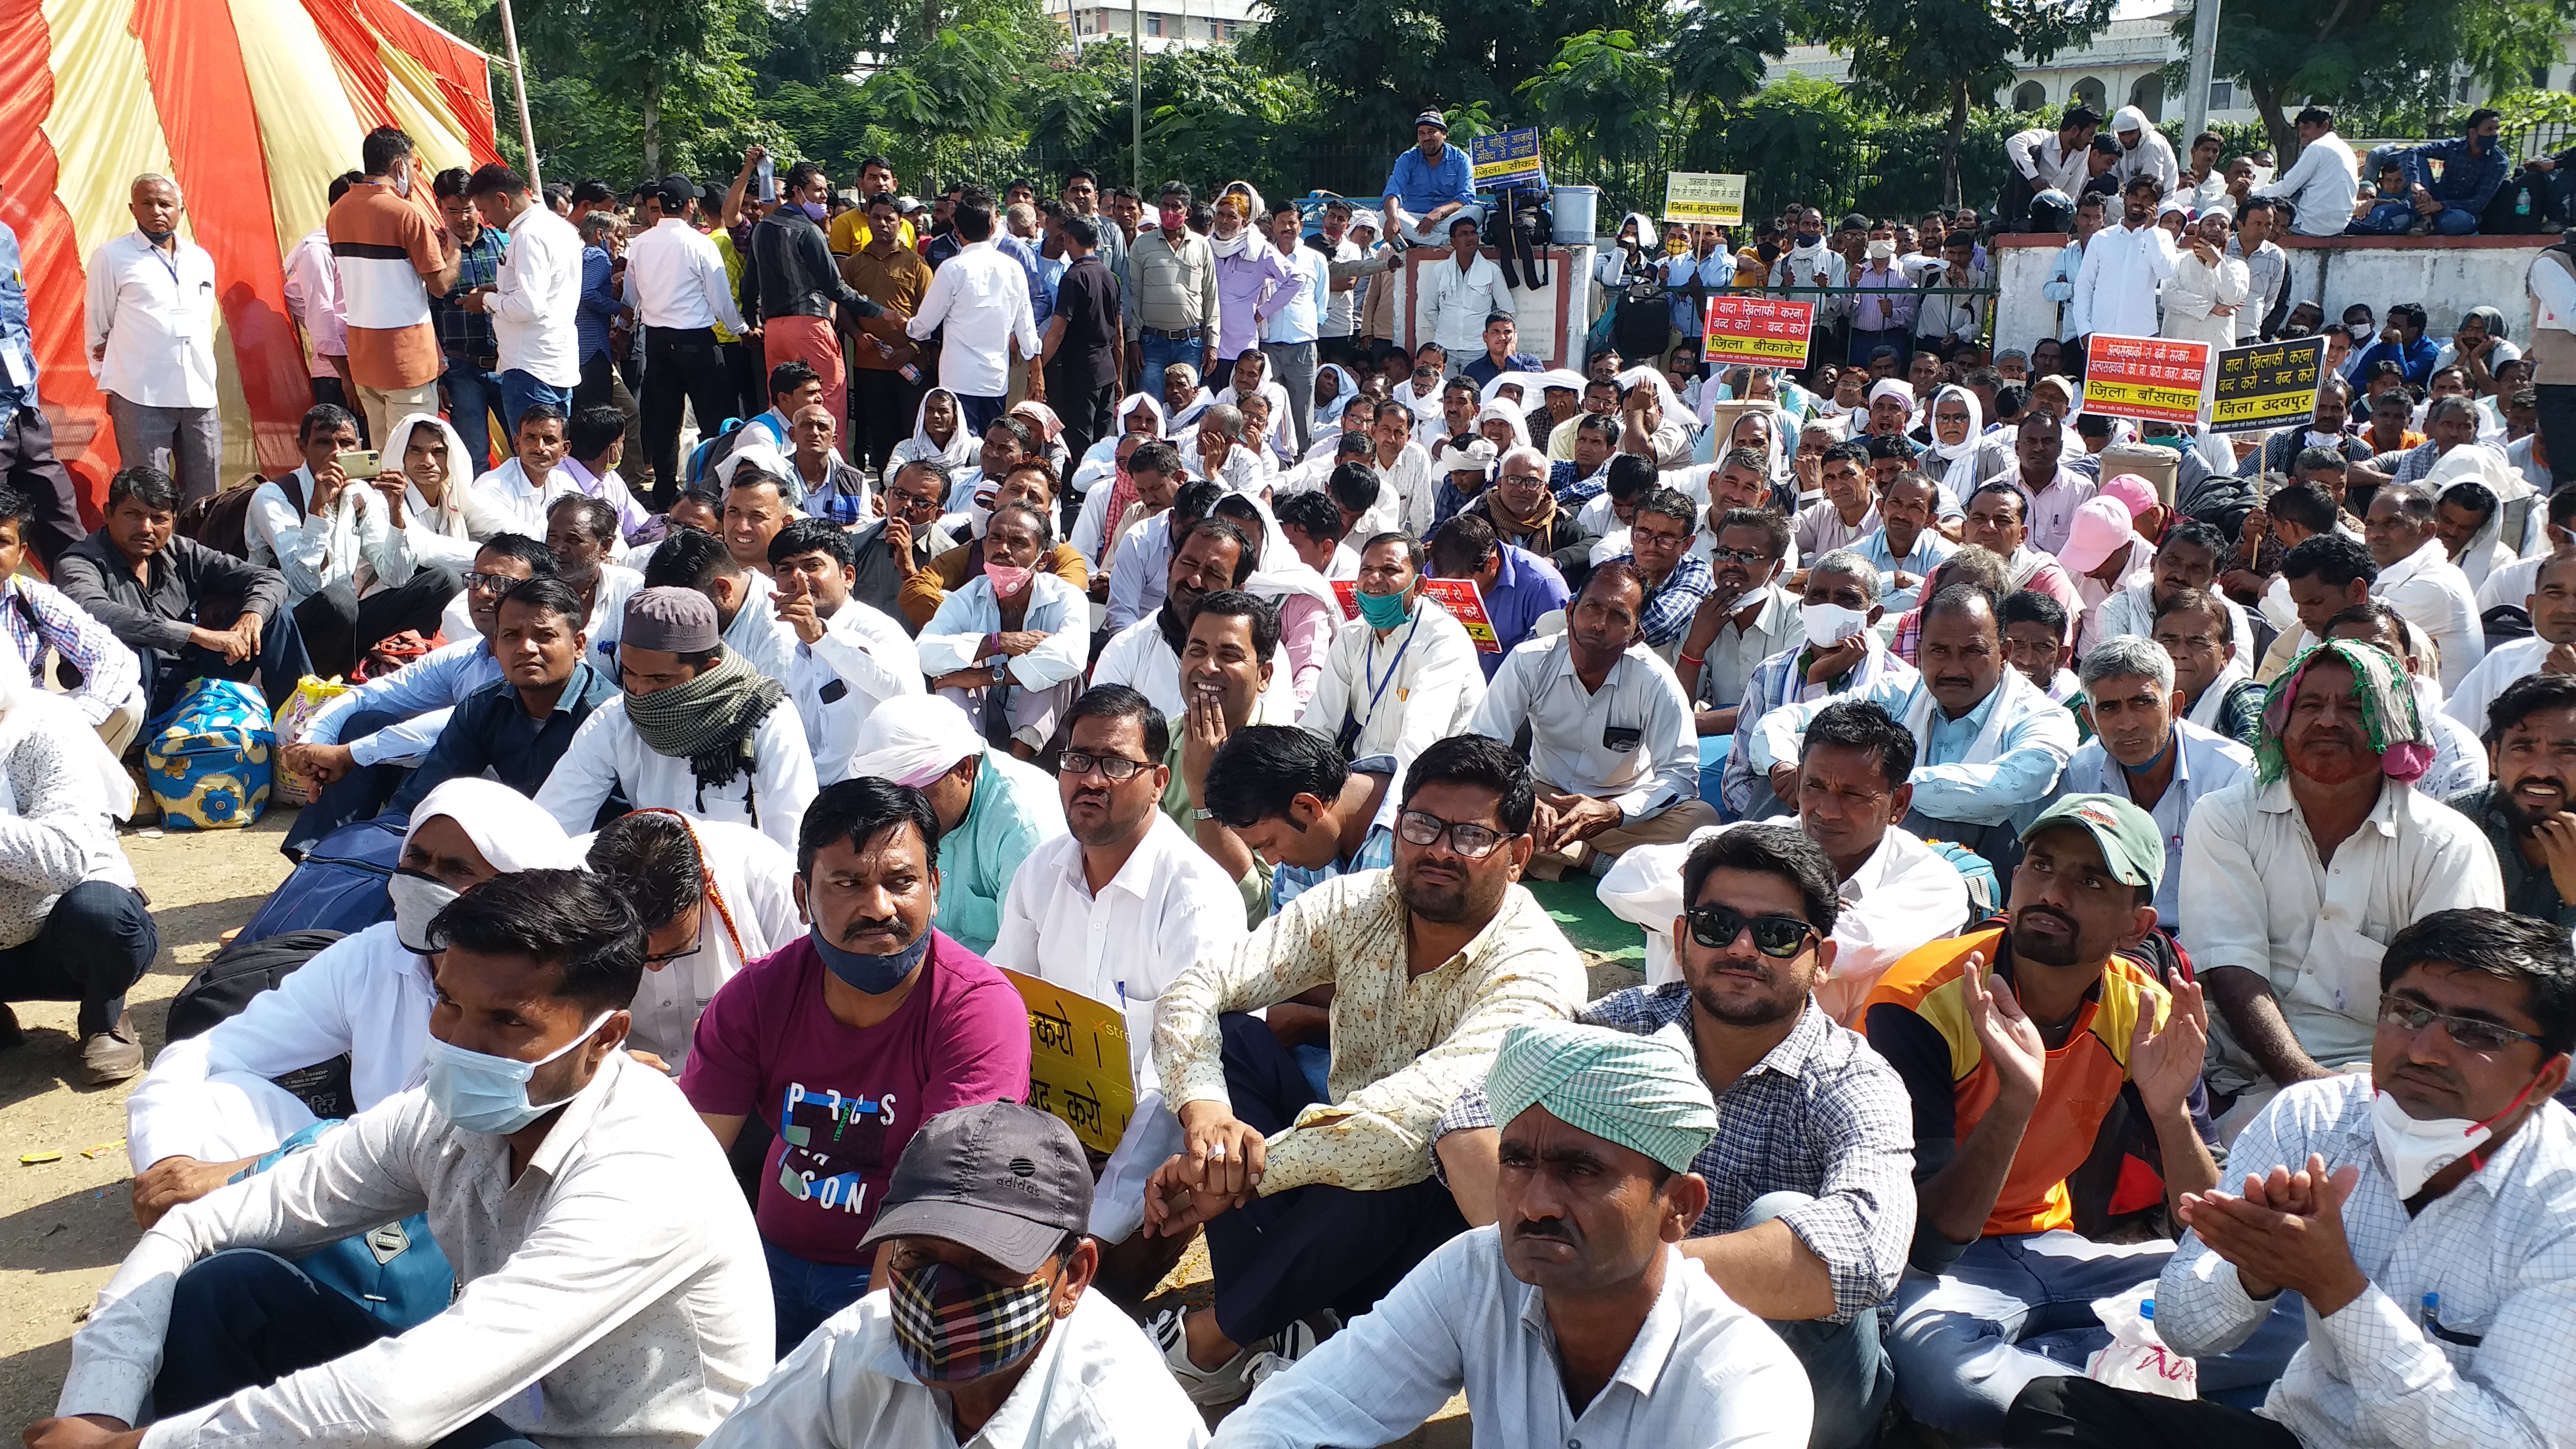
[1191,807,1218,821]
[990,659,1007,683]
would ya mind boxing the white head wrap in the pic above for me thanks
[403,777,582,874]
[846,695,982,787]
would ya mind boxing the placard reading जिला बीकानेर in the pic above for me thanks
[2208,335,2327,434]
[1663,172,1745,226]
[1330,576,1501,651]
[1002,968,1134,1156]
[1469,129,1546,191]
[2081,334,2213,428]
[1704,295,1816,368]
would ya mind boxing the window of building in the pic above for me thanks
[2128,74,2163,121]
[1144,12,1161,35]
[2012,80,2046,111]
[2208,79,2234,111]
[2454,73,2473,102]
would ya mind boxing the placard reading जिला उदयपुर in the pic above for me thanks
[2208,335,2327,434]
[1330,576,1500,651]
[1704,295,1816,368]
[2081,333,2212,428]
[1663,172,1745,226]
[1002,968,1134,1156]
[1469,128,1545,191]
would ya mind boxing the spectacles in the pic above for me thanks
[1684,905,1819,959]
[462,571,524,593]
[1060,750,1152,782]
[1710,546,1772,566]
[1500,472,1547,487]
[890,492,942,514]
[2378,993,2545,1055]
[1396,809,1509,859]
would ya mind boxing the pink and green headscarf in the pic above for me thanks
[2255,637,2433,787]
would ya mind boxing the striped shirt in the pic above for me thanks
[326,181,448,389]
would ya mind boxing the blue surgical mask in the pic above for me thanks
[1355,587,1414,631]
[811,923,932,994]
[423,1011,615,1135]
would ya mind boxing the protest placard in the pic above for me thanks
[1663,172,1745,226]
[1704,295,1817,368]
[1330,576,1501,651]
[1002,968,1134,1156]
[2081,333,2213,428]
[2209,336,2327,434]
[1470,128,1545,190]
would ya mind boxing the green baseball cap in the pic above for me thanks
[2019,793,2164,888]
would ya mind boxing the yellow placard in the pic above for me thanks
[1664,172,1745,226]
[1002,968,1136,1155]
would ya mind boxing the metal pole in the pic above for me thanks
[1131,0,1143,193]
[495,0,543,190]
[2182,0,2221,144]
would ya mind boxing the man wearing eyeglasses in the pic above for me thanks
[1140,734,1587,1408]
[1865,793,2287,1441]
[846,457,954,634]
[2007,907,2576,1449]
[1432,823,1915,1449]
[991,684,1247,1301]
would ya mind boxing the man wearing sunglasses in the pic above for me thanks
[1868,793,2289,1441]
[1436,823,1916,1449]
[2008,907,2576,1449]
[1140,735,1587,1407]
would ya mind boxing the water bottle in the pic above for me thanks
[755,155,775,205]
[898,362,923,384]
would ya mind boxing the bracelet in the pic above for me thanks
[1677,652,1705,669]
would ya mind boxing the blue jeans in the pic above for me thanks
[0,879,155,1036]
[153,1249,539,1446]
[2351,148,2484,235]
[1739,1194,1892,1449]
[498,370,572,437]
[1138,332,1204,396]
[442,359,507,473]
[953,392,1006,439]
[764,1239,872,1361]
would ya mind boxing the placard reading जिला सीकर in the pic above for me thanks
[2081,334,2213,428]
[1002,968,1134,1156]
[1469,128,1545,190]
[2208,336,2327,434]
[1663,172,1745,226]
[1704,295,1816,368]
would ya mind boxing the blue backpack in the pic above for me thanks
[236,816,403,945]
[141,679,273,830]
[245,1120,453,1329]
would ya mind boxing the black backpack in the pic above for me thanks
[166,928,354,1120]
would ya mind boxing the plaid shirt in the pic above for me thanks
[1436,985,1916,1324]
[4,576,141,728]
[431,226,506,362]
[1617,552,1713,650]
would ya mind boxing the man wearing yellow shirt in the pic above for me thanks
[827,155,917,255]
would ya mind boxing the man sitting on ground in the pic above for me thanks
[1141,736,1588,1405]
[842,694,1062,956]
[765,517,921,785]
[381,576,619,817]
[1202,724,1400,916]
[634,524,798,680]
[42,869,771,1449]
[1428,512,1569,675]
[2362,479,2484,691]
[1218,1017,1813,1448]
[581,809,803,1073]
[1299,533,1486,772]
[2445,674,2576,929]
[679,778,1035,1356]
[2056,636,2252,935]
[1093,518,1293,724]
[1722,548,1920,821]
[247,404,462,681]
[849,458,955,632]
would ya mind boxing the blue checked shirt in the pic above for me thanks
[432,228,506,362]
[1616,552,1714,650]
[0,219,35,411]
[1437,986,1916,1324]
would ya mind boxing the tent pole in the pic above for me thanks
[495,0,542,190]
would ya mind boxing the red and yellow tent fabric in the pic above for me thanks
[0,0,500,523]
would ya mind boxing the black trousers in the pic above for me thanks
[157,1250,538,1447]
[291,567,462,681]
[642,325,737,509]
[1046,362,1114,496]
[1201,1011,1467,1346]
[2003,1375,2303,1449]
[134,598,315,718]
[850,368,924,476]
[1,405,88,569]
[2535,382,2576,492]
[0,880,157,1036]
[724,338,766,423]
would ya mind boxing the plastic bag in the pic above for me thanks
[2083,1286,2197,1399]
[269,675,351,807]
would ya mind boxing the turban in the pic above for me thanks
[2256,637,2432,787]
[1486,1021,1717,1175]
[1866,379,1916,413]
[846,695,981,787]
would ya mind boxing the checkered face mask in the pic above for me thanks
[889,1259,1059,1384]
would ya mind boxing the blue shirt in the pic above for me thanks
[1473,544,1570,677]
[1462,351,1543,389]
[1848,526,1958,614]
[383,658,620,818]
[2411,134,2509,217]
[1662,250,1732,334]
[1384,144,1476,214]
[1267,752,1401,913]
[996,233,1052,328]
[0,220,32,411]
[577,245,619,364]
[2351,334,2441,389]
[1262,244,1330,346]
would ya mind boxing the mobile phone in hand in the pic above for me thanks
[334,449,381,477]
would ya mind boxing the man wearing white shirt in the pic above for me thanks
[46,868,771,1449]
[2003,110,2101,222]
[1469,562,1713,877]
[460,404,580,541]
[2108,106,2180,198]
[1417,216,1512,369]
[1094,517,1295,724]
[2067,176,2176,344]
[1298,533,1486,771]
[626,525,798,682]
[2448,552,2576,738]
[2252,105,2360,238]
[246,404,457,680]
[766,518,922,785]
[2364,480,2484,691]
[623,174,748,505]
[85,174,220,503]
[581,811,802,1072]
[461,165,584,429]
[2059,638,2252,934]
[1260,203,1330,455]
[906,187,1040,437]
[991,685,1247,1294]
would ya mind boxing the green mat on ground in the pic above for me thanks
[1523,877,1645,961]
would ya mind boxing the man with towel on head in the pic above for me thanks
[124,778,582,1226]
[1213,1020,1814,1449]
[842,693,1064,956]
[537,586,817,853]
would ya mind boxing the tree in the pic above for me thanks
[1246,0,1659,141]
[514,0,768,177]
[1807,0,2116,205]
[2175,0,2576,161]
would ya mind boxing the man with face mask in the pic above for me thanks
[46,869,773,1449]
[2011,907,2576,1448]
[698,1102,1210,1448]
[2068,177,2177,344]
[680,778,1033,1356]
[1723,550,1917,820]
[1297,533,1486,772]
[1678,505,1803,737]
[125,777,580,1227]
[2182,640,2504,1134]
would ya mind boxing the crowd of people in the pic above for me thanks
[6,107,2576,1449]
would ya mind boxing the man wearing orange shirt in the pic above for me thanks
[1862,794,2295,1441]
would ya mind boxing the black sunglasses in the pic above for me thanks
[1685,905,1818,960]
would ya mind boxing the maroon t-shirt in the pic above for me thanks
[678,930,1032,1263]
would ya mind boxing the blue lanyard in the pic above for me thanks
[1361,611,1420,717]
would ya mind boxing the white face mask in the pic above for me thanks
[2305,428,2344,449]
[1867,239,1896,262]
[2370,1088,2495,1198]
[389,869,462,956]
[1801,600,1869,648]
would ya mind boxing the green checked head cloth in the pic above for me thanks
[1486,1020,1718,1175]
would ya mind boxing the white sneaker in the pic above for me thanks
[1152,1307,1324,1407]
[1242,1317,1326,1395]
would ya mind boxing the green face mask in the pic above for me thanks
[1355,586,1414,630]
